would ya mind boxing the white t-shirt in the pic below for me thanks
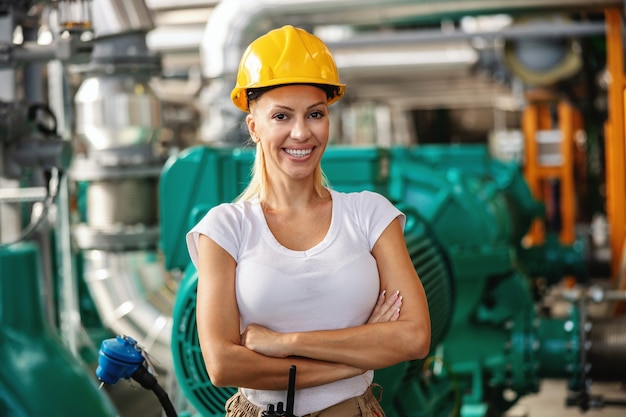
[186,189,404,415]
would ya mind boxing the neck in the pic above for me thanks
[263,180,329,212]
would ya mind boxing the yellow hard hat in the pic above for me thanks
[231,25,346,112]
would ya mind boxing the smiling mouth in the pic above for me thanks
[283,148,313,158]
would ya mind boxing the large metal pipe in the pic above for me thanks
[200,0,618,80]
[70,0,174,371]
[91,0,155,37]
[197,0,615,144]
[82,250,173,370]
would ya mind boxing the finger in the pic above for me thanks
[368,290,403,323]
[367,291,387,323]
[376,290,386,307]
[378,292,402,322]
[380,297,402,321]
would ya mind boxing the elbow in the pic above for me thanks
[414,333,431,359]
[418,326,432,359]
[208,372,229,388]
[205,359,232,388]
[202,348,236,388]
[406,323,431,360]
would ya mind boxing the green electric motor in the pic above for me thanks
[165,146,455,417]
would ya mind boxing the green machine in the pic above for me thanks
[0,243,118,417]
[161,144,625,417]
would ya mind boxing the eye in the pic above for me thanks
[272,113,288,121]
[309,110,325,119]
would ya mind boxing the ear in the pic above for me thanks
[245,114,258,142]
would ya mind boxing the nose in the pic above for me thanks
[290,116,312,141]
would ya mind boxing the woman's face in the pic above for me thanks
[246,84,330,184]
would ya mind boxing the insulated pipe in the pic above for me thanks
[197,0,613,144]
[91,0,155,38]
[200,0,618,80]
[82,250,174,370]
[71,0,173,371]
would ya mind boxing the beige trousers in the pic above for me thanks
[224,385,385,417]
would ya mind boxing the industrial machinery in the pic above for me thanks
[0,243,118,416]
[0,0,170,415]
[161,144,626,417]
[3,0,626,416]
[70,0,174,371]
[0,0,119,415]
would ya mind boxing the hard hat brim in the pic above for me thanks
[232,79,346,112]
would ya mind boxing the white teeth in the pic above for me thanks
[284,148,312,158]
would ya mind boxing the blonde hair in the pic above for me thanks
[235,141,330,202]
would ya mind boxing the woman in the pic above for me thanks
[186,25,431,417]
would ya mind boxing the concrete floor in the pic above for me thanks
[105,377,626,416]
[506,379,626,417]
[107,378,626,417]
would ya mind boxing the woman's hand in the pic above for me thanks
[367,290,402,324]
[241,323,289,358]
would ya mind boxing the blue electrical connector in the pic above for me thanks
[96,335,144,385]
[96,335,178,417]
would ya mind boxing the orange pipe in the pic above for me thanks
[522,104,545,246]
[558,101,576,244]
[522,101,578,246]
[604,8,626,284]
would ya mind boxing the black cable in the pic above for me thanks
[131,366,178,417]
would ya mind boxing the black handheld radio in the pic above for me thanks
[262,365,297,417]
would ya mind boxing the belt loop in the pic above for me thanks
[370,383,383,402]
[356,384,385,417]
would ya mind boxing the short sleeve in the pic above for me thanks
[185,203,242,268]
[354,191,405,249]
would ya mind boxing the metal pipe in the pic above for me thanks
[200,0,618,79]
[71,0,172,370]
[0,10,21,243]
[56,172,82,357]
[91,0,155,37]
[82,250,173,370]
[146,0,219,10]
[328,21,606,49]
[197,0,610,143]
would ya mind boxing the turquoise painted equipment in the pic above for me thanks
[0,243,117,417]
[161,144,608,417]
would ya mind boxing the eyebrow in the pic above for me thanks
[271,101,327,112]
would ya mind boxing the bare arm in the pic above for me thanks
[196,234,366,390]
[241,218,431,370]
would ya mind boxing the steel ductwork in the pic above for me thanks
[200,0,618,80]
[69,0,173,370]
[198,0,617,144]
